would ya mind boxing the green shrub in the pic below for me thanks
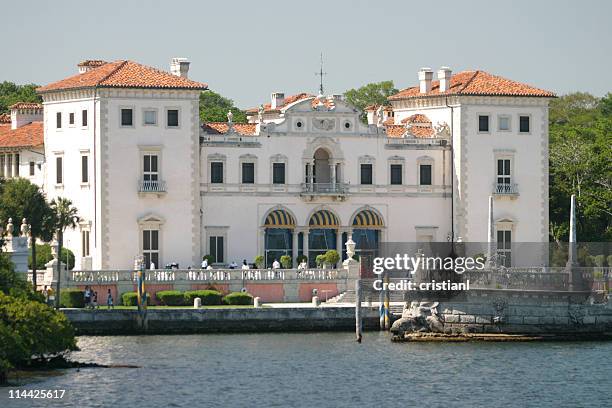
[59,289,84,308]
[607,255,612,268]
[201,255,214,266]
[593,255,606,267]
[324,250,340,267]
[184,290,222,305]
[315,254,326,267]
[28,244,75,271]
[223,292,253,305]
[280,255,292,269]
[254,255,264,269]
[156,290,185,306]
[121,292,138,306]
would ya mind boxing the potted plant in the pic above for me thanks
[280,255,292,269]
[254,255,264,269]
[324,250,340,269]
[315,254,326,269]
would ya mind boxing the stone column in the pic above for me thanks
[303,230,309,264]
[4,154,10,178]
[308,161,314,190]
[335,229,343,266]
[486,195,495,268]
[13,153,19,177]
[257,227,265,259]
[292,229,299,265]
[330,162,337,187]
[567,194,577,266]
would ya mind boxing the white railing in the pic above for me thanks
[386,138,448,146]
[138,180,167,193]
[301,183,348,194]
[67,268,346,284]
[493,182,519,195]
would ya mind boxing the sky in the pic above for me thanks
[1,0,611,108]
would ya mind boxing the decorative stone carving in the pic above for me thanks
[20,218,30,237]
[434,121,451,137]
[492,297,508,324]
[227,110,233,124]
[568,303,585,325]
[390,301,443,335]
[257,104,264,123]
[376,105,384,126]
[6,218,14,237]
[312,118,336,131]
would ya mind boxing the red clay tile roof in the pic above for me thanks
[0,114,10,124]
[38,60,208,93]
[77,59,107,67]
[401,114,431,124]
[0,122,43,149]
[364,104,393,111]
[202,122,257,136]
[9,102,43,110]
[382,117,395,126]
[408,125,435,138]
[385,125,405,138]
[246,93,314,113]
[389,70,555,100]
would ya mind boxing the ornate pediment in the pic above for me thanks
[312,118,336,131]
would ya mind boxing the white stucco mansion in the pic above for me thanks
[0,59,555,269]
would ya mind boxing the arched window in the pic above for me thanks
[263,208,295,267]
[308,209,339,267]
[351,208,384,260]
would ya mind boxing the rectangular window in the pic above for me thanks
[143,229,159,268]
[209,236,224,263]
[497,159,511,184]
[242,162,255,184]
[6,155,12,177]
[272,163,285,184]
[81,155,89,183]
[56,112,62,129]
[360,164,373,185]
[478,115,489,132]
[69,112,75,125]
[121,108,133,126]
[82,110,88,127]
[167,109,179,127]
[519,115,530,133]
[82,230,90,257]
[144,110,157,125]
[143,154,159,182]
[0,155,4,177]
[211,162,223,183]
[56,157,63,184]
[497,230,512,267]
[498,116,510,131]
[390,164,403,185]
[14,154,19,176]
[29,161,35,176]
[419,164,432,185]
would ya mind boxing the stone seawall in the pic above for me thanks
[400,289,612,336]
[63,307,382,335]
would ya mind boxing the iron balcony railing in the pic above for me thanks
[301,182,348,194]
[138,180,167,193]
[493,182,518,195]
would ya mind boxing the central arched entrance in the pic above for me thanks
[308,209,339,267]
[313,148,331,184]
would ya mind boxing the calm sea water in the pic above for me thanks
[1,333,611,408]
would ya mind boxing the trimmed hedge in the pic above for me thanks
[60,289,85,308]
[223,292,253,305]
[156,290,185,306]
[184,290,222,305]
[121,292,138,306]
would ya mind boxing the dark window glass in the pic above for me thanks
[81,156,88,183]
[497,159,511,184]
[82,110,88,126]
[56,112,62,128]
[478,115,489,132]
[390,164,402,185]
[272,163,285,184]
[210,236,224,263]
[121,109,133,126]
[14,154,19,176]
[29,161,35,176]
[519,116,530,133]
[242,162,255,184]
[211,162,223,183]
[360,164,373,185]
[167,109,179,127]
[420,164,432,185]
[69,112,75,125]
[56,157,62,184]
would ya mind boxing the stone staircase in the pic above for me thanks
[326,290,406,315]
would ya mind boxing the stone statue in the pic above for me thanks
[6,218,14,237]
[20,218,29,237]
[227,110,233,124]
[390,301,443,336]
[376,105,384,126]
[257,104,265,123]
[434,121,451,137]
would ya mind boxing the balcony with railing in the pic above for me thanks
[301,182,349,197]
[138,180,167,194]
[493,182,519,196]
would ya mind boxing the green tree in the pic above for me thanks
[199,90,246,123]
[28,244,75,271]
[0,178,55,289]
[344,81,398,122]
[0,81,42,114]
[49,198,80,309]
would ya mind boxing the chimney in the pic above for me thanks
[437,67,452,92]
[170,57,190,78]
[271,92,285,109]
[77,60,107,73]
[418,67,434,94]
[10,103,43,130]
